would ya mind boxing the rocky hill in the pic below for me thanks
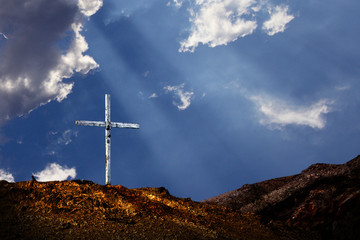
[0,179,314,239]
[204,155,360,240]
[1,156,359,239]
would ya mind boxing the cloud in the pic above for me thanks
[78,0,103,17]
[0,0,101,121]
[335,85,350,91]
[44,129,77,156]
[103,0,151,24]
[57,129,78,145]
[179,0,294,52]
[262,5,294,36]
[0,169,14,182]
[164,84,194,110]
[0,32,8,39]
[149,93,158,99]
[179,0,257,52]
[169,0,185,8]
[143,70,150,77]
[33,163,76,182]
[251,95,332,129]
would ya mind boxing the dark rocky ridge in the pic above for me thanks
[204,155,360,240]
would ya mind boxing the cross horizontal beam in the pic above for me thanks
[111,122,140,129]
[76,120,105,127]
[76,120,139,129]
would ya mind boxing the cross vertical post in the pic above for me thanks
[76,94,139,185]
[105,94,111,185]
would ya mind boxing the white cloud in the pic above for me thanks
[57,129,78,145]
[179,0,257,52]
[103,0,150,24]
[78,0,103,17]
[45,129,77,156]
[164,84,194,110]
[49,151,56,156]
[251,95,332,129]
[335,85,350,91]
[262,5,294,36]
[144,70,150,77]
[179,0,295,52]
[44,22,99,103]
[0,0,100,121]
[171,0,184,8]
[33,163,76,182]
[0,32,7,39]
[0,169,14,182]
[149,93,158,99]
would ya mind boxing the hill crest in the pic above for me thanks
[0,179,312,239]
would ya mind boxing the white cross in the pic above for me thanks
[76,94,139,185]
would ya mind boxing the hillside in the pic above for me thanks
[204,155,360,240]
[0,180,314,239]
[2,156,360,239]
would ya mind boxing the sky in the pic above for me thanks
[0,0,360,201]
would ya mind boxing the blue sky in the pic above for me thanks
[0,0,360,201]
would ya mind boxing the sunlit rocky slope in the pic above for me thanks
[1,180,313,239]
[1,156,360,239]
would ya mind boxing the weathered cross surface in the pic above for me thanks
[76,94,139,185]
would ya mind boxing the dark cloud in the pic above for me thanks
[0,0,78,79]
[0,0,99,120]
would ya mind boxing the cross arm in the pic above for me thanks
[75,120,106,127]
[111,122,140,129]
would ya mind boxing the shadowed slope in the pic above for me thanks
[204,155,360,240]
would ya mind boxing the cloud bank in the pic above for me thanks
[164,84,194,110]
[0,0,102,121]
[251,95,332,129]
[178,0,295,52]
[0,169,15,182]
[33,163,76,182]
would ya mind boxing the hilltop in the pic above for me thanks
[0,180,313,239]
[2,155,360,239]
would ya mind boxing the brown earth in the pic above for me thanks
[204,155,360,240]
[3,155,359,239]
[0,179,316,239]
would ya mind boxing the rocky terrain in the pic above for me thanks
[1,155,359,239]
[204,155,360,240]
[0,179,313,239]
